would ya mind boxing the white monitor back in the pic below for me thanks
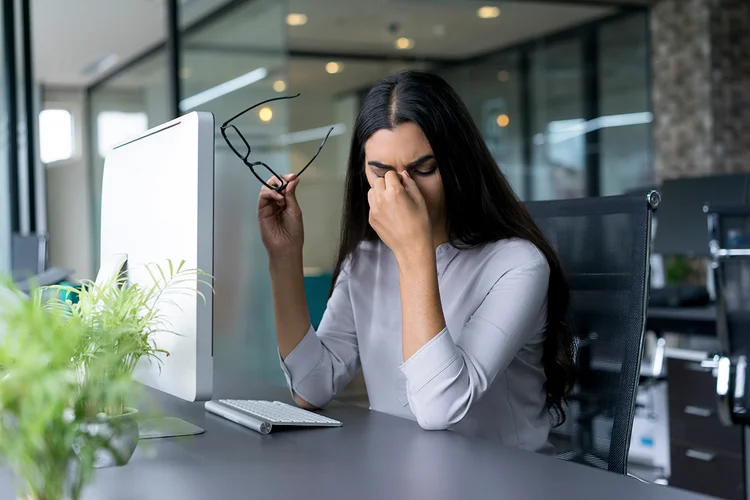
[99,111,214,402]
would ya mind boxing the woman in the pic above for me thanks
[258,70,574,453]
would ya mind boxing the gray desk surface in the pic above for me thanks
[1,381,713,500]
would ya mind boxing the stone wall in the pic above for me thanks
[710,0,750,175]
[651,0,750,181]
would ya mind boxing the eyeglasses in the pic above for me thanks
[220,93,333,193]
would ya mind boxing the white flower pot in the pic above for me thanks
[75,408,140,468]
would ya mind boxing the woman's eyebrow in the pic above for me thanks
[406,154,435,168]
[367,154,435,170]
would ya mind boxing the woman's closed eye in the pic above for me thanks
[373,166,436,178]
[411,165,438,177]
[368,156,438,178]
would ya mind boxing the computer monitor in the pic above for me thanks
[652,173,750,257]
[98,111,214,437]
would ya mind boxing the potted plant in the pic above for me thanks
[0,281,138,500]
[45,259,212,467]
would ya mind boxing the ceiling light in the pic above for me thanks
[259,107,273,122]
[273,80,287,92]
[287,13,307,26]
[433,24,446,37]
[497,70,509,82]
[395,37,415,50]
[179,67,268,111]
[80,53,119,76]
[325,62,343,74]
[477,6,500,19]
[278,123,347,146]
[496,114,510,127]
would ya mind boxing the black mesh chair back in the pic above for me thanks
[525,191,659,474]
[704,204,750,426]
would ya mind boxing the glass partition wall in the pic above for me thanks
[531,38,586,201]
[180,0,290,386]
[440,52,525,197]
[598,13,651,195]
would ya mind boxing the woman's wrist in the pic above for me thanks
[268,248,304,274]
[395,240,436,274]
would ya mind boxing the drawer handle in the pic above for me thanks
[685,449,716,462]
[688,361,713,372]
[684,405,713,417]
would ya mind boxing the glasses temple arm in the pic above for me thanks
[221,93,301,126]
[296,127,335,177]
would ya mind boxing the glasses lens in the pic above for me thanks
[224,126,249,159]
[252,161,286,190]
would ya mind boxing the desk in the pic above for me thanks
[0,382,712,500]
[647,306,716,338]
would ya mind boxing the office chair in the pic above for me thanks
[11,232,48,281]
[11,232,72,293]
[703,204,750,427]
[525,190,660,475]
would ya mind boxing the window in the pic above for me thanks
[439,52,525,198]
[39,109,74,163]
[598,12,653,194]
[531,39,586,201]
[96,111,149,158]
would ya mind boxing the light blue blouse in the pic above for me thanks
[280,238,554,453]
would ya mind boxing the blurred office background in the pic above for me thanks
[1,0,749,498]
[20,0,658,385]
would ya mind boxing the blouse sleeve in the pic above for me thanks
[279,260,360,408]
[399,256,549,430]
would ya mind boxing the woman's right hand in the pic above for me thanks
[258,174,304,256]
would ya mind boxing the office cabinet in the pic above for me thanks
[667,357,744,500]
[670,443,743,500]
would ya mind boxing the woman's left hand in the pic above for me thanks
[368,170,432,261]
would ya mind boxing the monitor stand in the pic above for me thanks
[138,417,205,439]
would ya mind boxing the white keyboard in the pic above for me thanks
[204,399,342,435]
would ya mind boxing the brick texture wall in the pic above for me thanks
[651,0,750,181]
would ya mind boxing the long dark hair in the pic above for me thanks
[330,70,575,425]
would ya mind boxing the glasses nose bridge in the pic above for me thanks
[248,161,287,192]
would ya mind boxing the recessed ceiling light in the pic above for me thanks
[433,24,446,37]
[477,6,500,19]
[259,107,273,122]
[325,62,343,74]
[273,80,287,92]
[497,70,509,82]
[287,13,307,26]
[496,114,510,127]
[395,37,415,50]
